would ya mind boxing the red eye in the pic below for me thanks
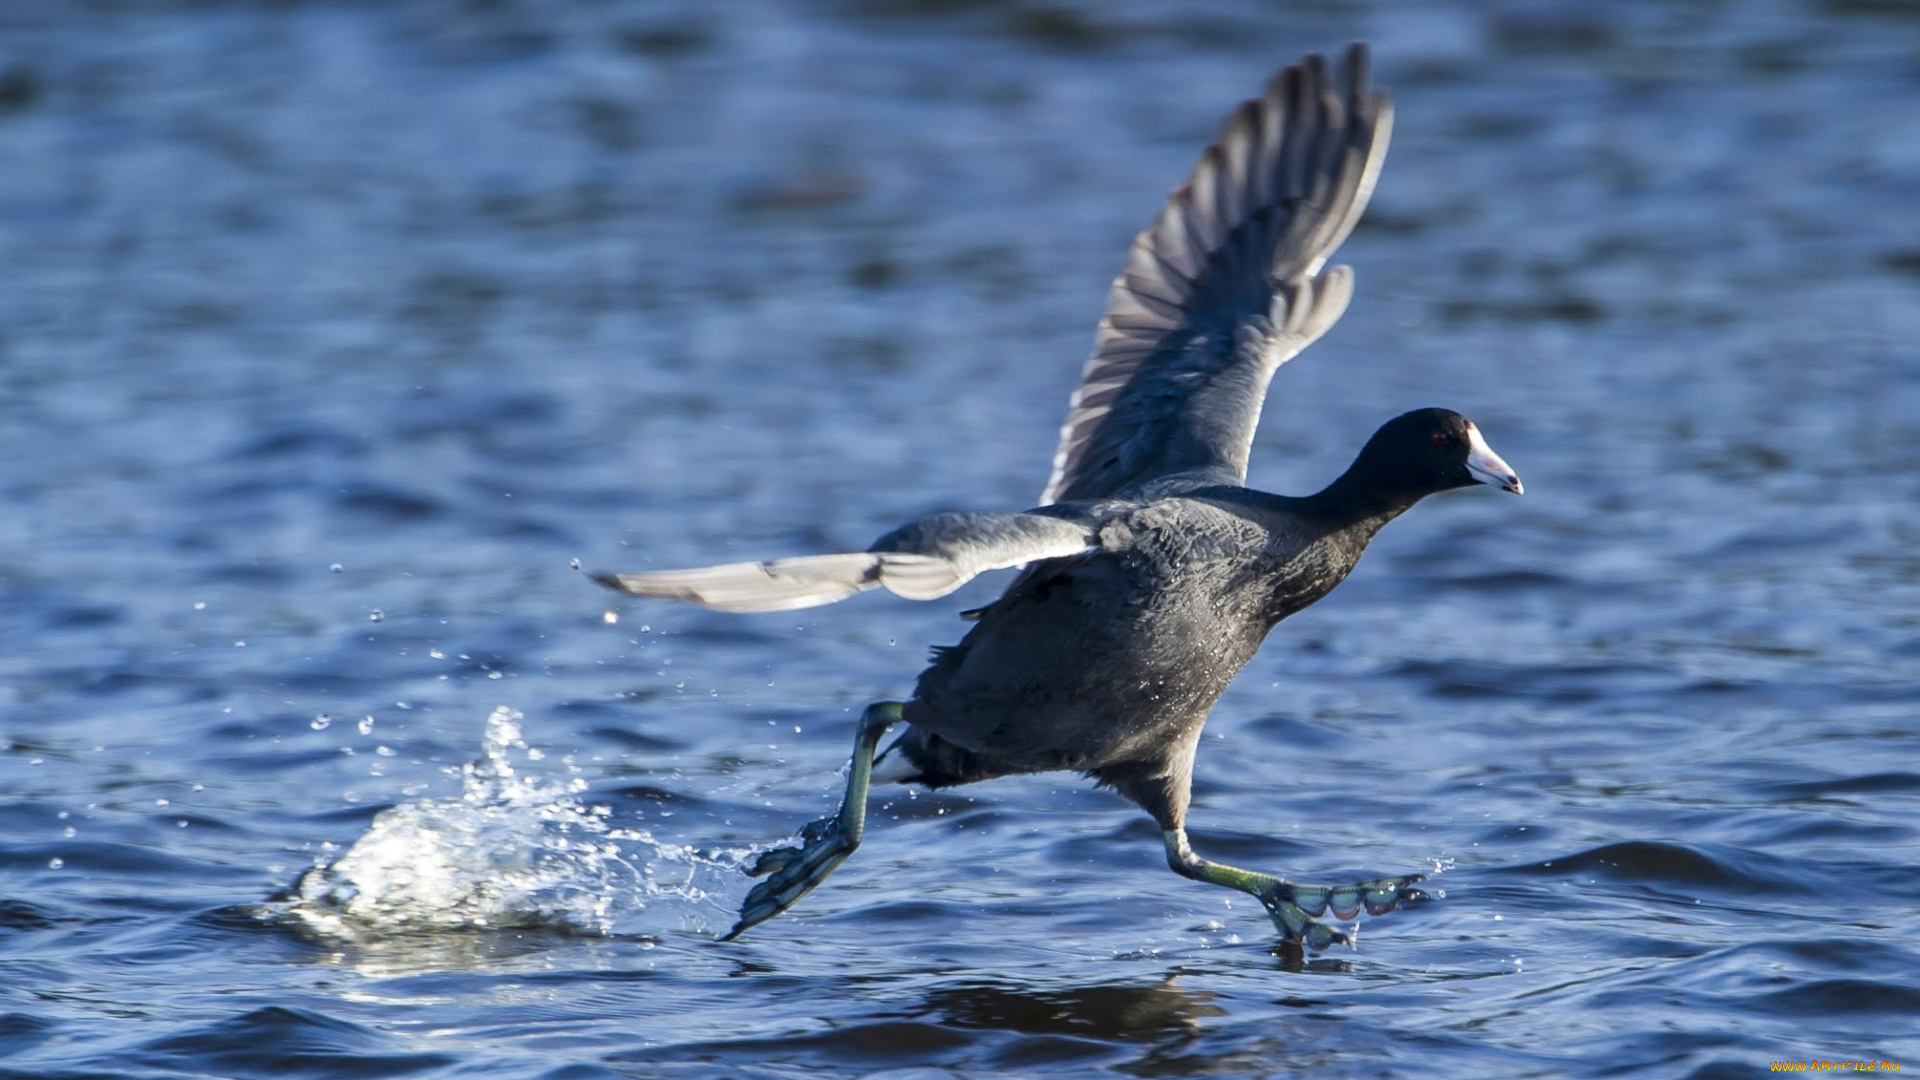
[1431,432,1452,446]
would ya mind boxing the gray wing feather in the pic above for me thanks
[1041,43,1392,505]
[596,512,1096,613]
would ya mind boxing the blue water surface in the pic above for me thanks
[2,1,1917,1077]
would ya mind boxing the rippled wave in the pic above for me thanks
[1,1,1917,1078]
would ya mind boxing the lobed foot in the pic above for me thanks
[722,700,900,941]
[1257,873,1426,949]
[1164,829,1427,950]
[724,812,858,940]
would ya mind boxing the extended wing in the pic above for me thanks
[595,511,1096,613]
[1041,43,1392,505]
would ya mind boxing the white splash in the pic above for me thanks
[288,706,737,938]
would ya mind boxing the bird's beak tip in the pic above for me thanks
[1464,426,1522,496]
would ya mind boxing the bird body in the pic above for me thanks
[897,489,1373,789]
[596,44,1523,948]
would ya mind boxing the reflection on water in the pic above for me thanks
[927,977,1224,1042]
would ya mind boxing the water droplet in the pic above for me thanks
[312,714,332,730]
[487,670,503,680]
[48,857,63,870]
[358,715,375,735]
[368,610,384,623]
[330,563,344,573]
[192,601,206,611]
[430,649,445,659]
[154,798,169,807]
[602,610,619,625]
[569,558,582,570]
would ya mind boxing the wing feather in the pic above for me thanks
[1040,43,1392,505]
[596,511,1096,614]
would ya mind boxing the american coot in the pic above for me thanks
[598,43,1521,949]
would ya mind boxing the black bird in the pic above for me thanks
[597,43,1522,949]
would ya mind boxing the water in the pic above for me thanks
[2,0,1917,1076]
[283,705,741,939]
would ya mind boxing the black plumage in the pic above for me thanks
[895,409,1510,809]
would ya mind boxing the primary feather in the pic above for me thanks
[1041,43,1392,506]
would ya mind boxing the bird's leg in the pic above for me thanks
[1162,828,1424,950]
[723,701,902,940]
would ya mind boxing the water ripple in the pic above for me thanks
[2,2,1917,1078]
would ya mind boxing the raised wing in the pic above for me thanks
[595,511,1096,613]
[1041,43,1392,505]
